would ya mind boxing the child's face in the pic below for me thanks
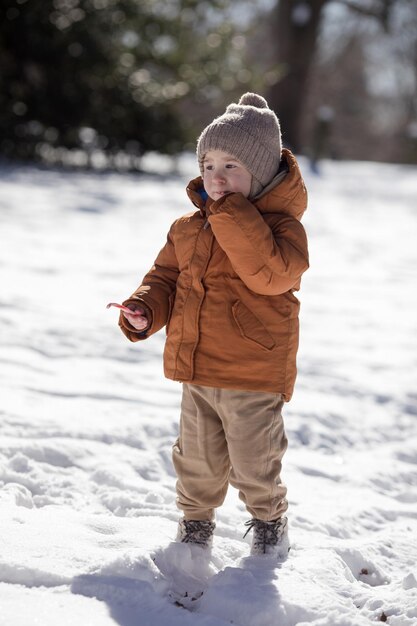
[202,150,252,201]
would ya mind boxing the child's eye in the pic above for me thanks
[225,164,236,169]
[204,164,214,171]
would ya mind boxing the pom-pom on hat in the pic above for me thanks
[197,92,282,198]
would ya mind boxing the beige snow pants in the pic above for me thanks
[172,383,288,522]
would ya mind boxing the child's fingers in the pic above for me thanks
[107,301,148,330]
[123,311,148,330]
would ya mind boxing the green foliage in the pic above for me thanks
[0,0,252,165]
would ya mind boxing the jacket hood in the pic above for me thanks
[186,148,307,222]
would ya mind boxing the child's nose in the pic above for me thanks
[213,169,226,182]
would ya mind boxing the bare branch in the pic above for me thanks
[336,0,395,30]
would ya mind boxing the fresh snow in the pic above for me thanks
[0,155,416,626]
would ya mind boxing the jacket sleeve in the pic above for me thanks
[119,224,179,342]
[208,192,309,295]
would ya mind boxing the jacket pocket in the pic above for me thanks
[232,300,276,351]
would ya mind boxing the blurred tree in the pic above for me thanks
[302,0,417,163]
[0,0,249,166]
[302,32,372,161]
[268,0,326,152]
[267,0,399,152]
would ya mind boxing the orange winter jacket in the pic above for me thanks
[119,149,309,400]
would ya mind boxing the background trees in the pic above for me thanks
[1,0,415,167]
[265,0,417,162]
[0,0,250,166]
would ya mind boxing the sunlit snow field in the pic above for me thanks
[0,155,416,626]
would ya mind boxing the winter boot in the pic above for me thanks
[176,519,216,548]
[244,516,290,558]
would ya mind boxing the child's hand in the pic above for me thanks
[123,306,149,331]
[107,302,149,332]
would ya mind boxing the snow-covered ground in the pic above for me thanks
[0,155,416,626]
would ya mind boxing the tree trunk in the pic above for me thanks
[268,0,328,152]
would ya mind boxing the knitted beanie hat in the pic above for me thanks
[197,92,282,198]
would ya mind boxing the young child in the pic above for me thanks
[119,93,309,557]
